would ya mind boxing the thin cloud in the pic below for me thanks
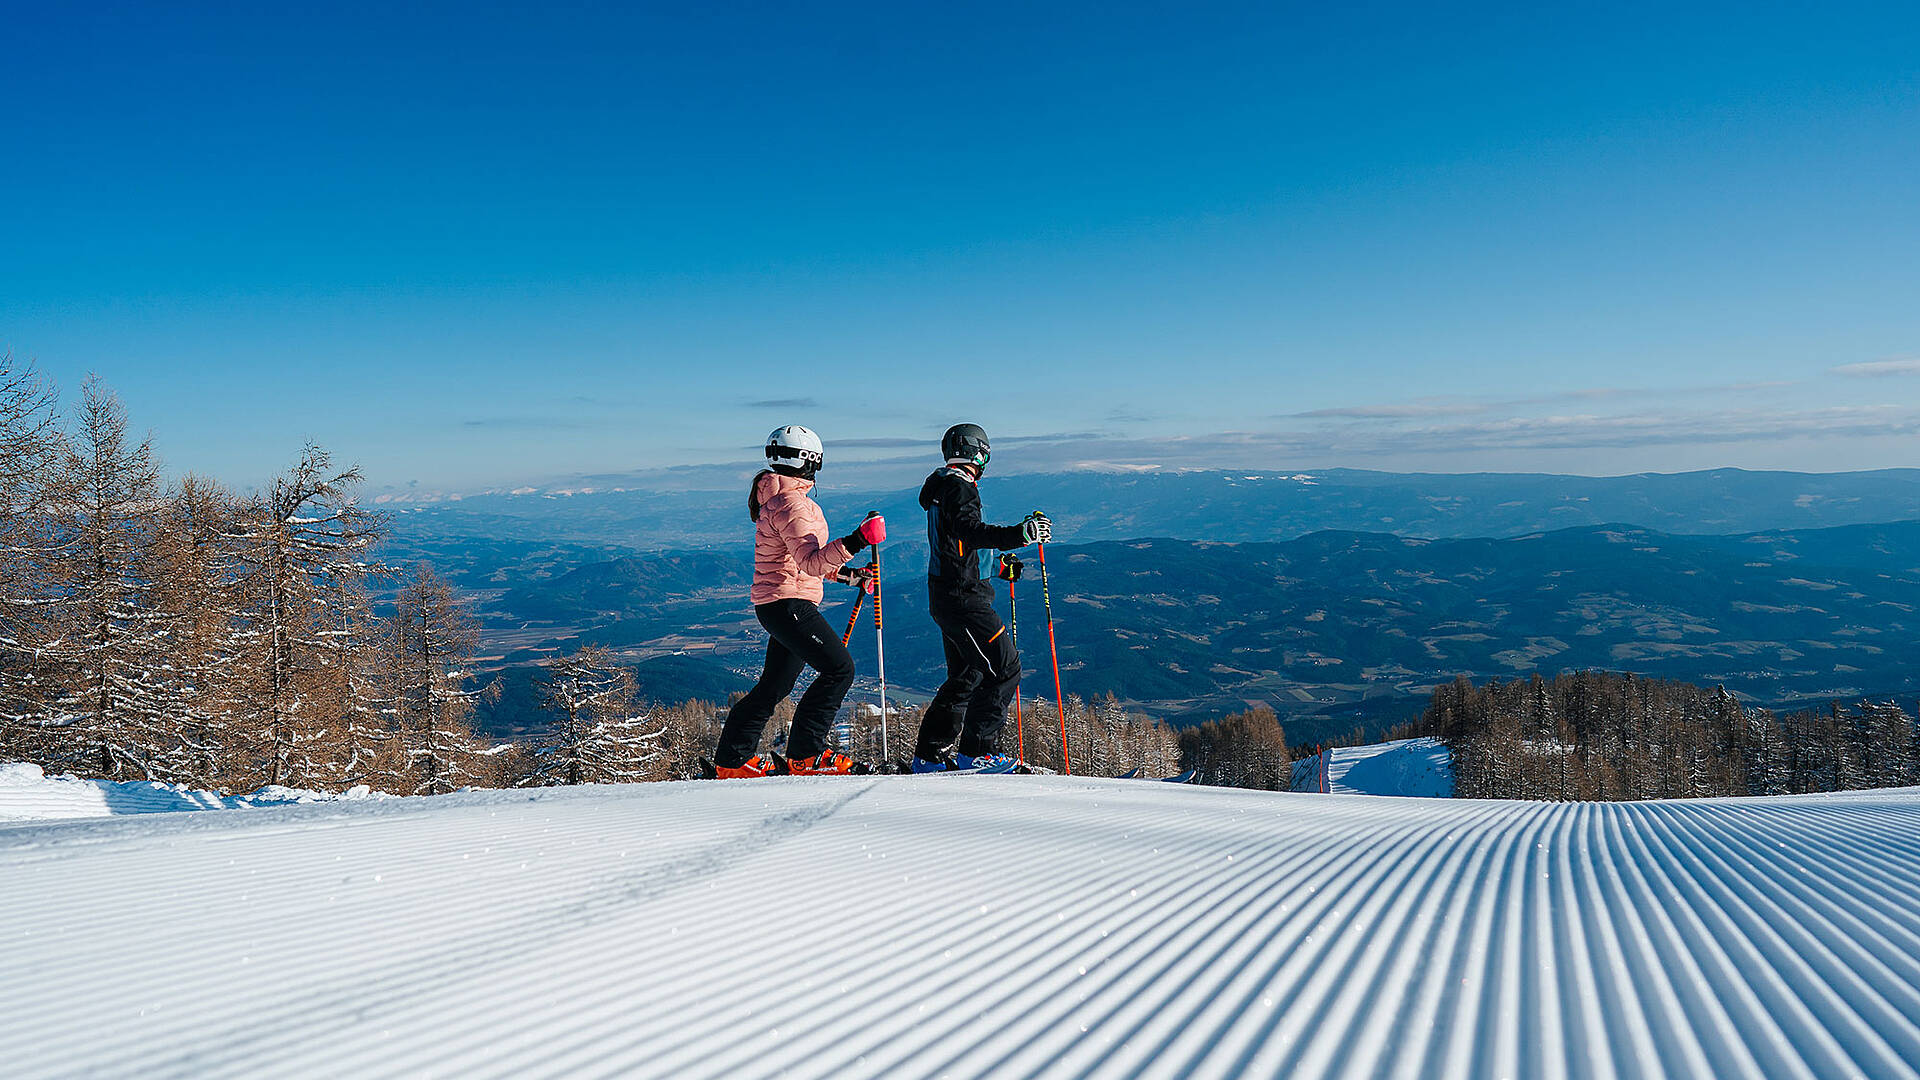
[746,397,820,408]
[998,431,1104,445]
[1361,406,1920,453]
[1508,380,1799,404]
[834,437,933,449]
[1833,358,1920,378]
[928,404,1920,471]
[461,417,593,431]
[824,430,1096,450]
[478,399,1920,496]
[1288,401,1488,419]
[1293,379,1802,423]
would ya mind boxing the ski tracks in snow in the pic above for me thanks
[3,777,1919,1078]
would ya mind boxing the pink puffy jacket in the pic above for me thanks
[750,471,855,606]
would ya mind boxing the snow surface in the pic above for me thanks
[1326,737,1455,797]
[1290,737,1455,797]
[0,761,379,823]
[5,774,1920,1078]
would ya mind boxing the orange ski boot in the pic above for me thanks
[785,749,857,775]
[712,755,774,780]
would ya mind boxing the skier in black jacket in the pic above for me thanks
[911,423,1051,772]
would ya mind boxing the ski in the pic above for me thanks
[891,759,1021,776]
[702,756,1187,781]
[748,754,1020,777]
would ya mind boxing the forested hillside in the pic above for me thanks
[0,361,504,795]
[1427,671,1920,800]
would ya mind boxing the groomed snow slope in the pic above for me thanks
[1289,737,1455,797]
[1328,737,1455,797]
[5,775,1920,1079]
[0,761,379,822]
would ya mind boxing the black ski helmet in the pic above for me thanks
[942,423,991,472]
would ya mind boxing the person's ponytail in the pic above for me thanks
[746,469,775,522]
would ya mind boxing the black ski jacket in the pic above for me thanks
[920,467,1028,598]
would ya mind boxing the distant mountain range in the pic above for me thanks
[462,519,1920,745]
[389,467,1920,553]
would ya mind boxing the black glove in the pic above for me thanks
[834,564,876,594]
[1021,510,1052,545]
[996,553,1025,582]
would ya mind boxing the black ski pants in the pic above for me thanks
[715,598,856,767]
[916,582,1021,759]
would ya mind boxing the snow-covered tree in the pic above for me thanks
[1177,704,1289,789]
[321,576,402,789]
[390,565,489,795]
[1744,704,1788,796]
[225,446,384,788]
[145,475,248,788]
[523,645,663,785]
[0,356,67,763]
[49,379,176,779]
[653,697,729,780]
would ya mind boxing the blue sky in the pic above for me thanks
[4,2,1917,493]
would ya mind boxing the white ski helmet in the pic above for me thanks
[765,425,825,478]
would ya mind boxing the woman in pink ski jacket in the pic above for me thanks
[711,425,886,778]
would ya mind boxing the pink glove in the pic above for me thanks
[842,513,886,553]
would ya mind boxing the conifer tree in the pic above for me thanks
[53,379,171,779]
[325,576,401,789]
[226,446,384,787]
[1178,705,1289,789]
[525,645,662,785]
[391,565,489,795]
[654,698,727,780]
[0,356,67,763]
[148,475,246,788]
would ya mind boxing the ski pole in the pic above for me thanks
[1007,566,1025,767]
[1036,539,1071,775]
[869,511,888,760]
[841,588,866,646]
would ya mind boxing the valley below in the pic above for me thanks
[387,510,1920,745]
